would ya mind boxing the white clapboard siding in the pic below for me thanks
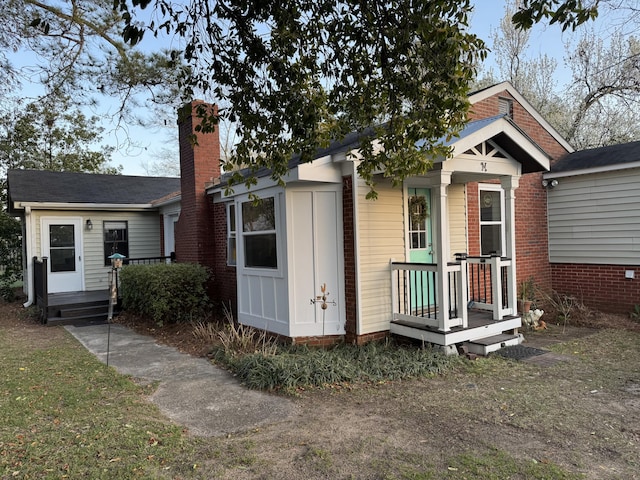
[356,177,405,335]
[32,210,163,291]
[548,168,640,265]
[85,211,162,291]
[448,184,468,260]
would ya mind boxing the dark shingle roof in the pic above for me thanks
[7,170,180,208]
[551,141,640,173]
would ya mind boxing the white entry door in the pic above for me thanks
[41,217,84,293]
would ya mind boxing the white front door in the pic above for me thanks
[41,217,84,293]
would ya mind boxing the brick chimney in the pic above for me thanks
[175,101,220,267]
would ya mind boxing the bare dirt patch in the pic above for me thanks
[3,301,639,479]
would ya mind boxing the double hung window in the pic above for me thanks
[479,187,504,256]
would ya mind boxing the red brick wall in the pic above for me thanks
[159,214,165,256]
[551,264,640,314]
[470,91,568,161]
[211,201,237,310]
[467,89,569,293]
[342,175,358,343]
[175,101,220,270]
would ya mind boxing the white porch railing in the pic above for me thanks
[390,254,516,333]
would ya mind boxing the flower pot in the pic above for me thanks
[518,300,532,315]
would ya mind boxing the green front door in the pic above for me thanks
[408,188,435,314]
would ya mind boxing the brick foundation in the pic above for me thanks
[551,263,640,314]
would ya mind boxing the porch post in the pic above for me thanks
[501,176,519,316]
[434,171,452,331]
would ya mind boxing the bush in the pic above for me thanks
[119,263,211,325]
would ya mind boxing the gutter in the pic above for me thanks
[22,206,34,308]
[16,202,155,211]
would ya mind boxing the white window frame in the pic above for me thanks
[478,184,505,257]
[239,194,280,273]
[227,203,237,266]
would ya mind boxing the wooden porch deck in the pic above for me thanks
[48,290,110,306]
[390,308,521,347]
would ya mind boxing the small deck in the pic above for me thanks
[44,290,114,326]
[48,290,110,306]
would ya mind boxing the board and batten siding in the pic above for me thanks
[548,168,640,265]
[448,183,468,260]
[356,177,405,335]
[33,210,162,291]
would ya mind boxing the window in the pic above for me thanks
[408,189,429,249]
[479,187,504,256]
[227,203,236,266]
[498,97,514,119]
[103,221,129,266]
[242,197,277,269]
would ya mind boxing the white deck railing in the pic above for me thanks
[390,254,515,332]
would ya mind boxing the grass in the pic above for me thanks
[3,302,638,479]
[0,325,195,479]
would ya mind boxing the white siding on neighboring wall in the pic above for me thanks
[33,210,162,291]
[357,177,405,335]
[548,168,640,265]
[448,184,468,260]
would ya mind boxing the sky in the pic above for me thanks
[7,0,616,177]
[112,0,581,176]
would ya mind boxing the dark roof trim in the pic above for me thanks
[550,140,640,176]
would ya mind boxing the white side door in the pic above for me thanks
[41,217,84,293]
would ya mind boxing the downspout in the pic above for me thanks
[22,206,34,307]
[352,160,363,336]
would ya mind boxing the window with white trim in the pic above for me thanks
[241,197,277,268]
[479,186,505,256]
[227,203,236,266]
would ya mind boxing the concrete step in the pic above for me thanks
[464,333,523,356]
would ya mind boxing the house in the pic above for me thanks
[544,141,640,314]
[8,81,581,352]
[6,169,181,322]
[191,82,573,352]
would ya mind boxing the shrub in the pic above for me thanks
[119,263,211,325]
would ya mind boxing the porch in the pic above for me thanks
[32,255,174,325]
[389,255,521,350]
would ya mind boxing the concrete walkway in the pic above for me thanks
[65,323,296,437]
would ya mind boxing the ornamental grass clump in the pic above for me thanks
[213,339,461,393]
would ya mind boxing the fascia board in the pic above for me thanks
[544,160,640,179]
[449,117,550,171]
[16,202,155,211]
[469,81,574,153]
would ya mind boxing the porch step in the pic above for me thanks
[46,302,117,326]
[464,333,523,356]
[46,313,111,326]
